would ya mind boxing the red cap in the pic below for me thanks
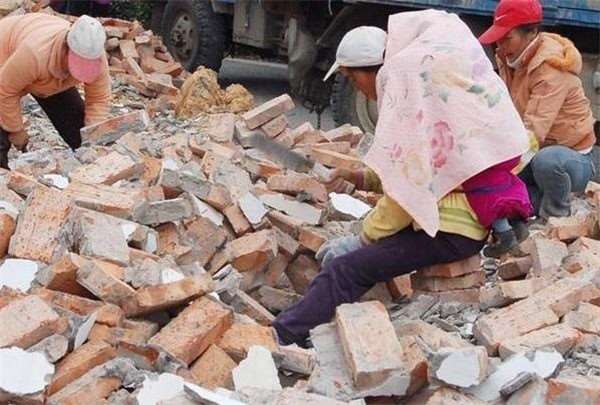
[479,0,543,45]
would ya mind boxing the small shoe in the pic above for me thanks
[483,230,519,259]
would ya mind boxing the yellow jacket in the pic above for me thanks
[361,169,488,242]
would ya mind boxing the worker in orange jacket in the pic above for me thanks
[0,13,111,169]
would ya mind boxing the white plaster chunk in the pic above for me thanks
[329,193,371,219]
[0,259,39,292]
[467,349,563,402]
[160,268,185,284]
[0,347,54,395]
[74,311,97,349]
[137,373,185,405]
[238,192,268,225]
[189,194,224,226]
[232,345,282,392]
[42,174,69,189]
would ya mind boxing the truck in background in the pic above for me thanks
[151,0,599,133]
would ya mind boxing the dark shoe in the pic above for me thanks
[510,220,530,242]
[483,230,519,258]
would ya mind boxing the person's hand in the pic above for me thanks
[324,168,359,193]
[315,235,364,267]
[8,130,29,152]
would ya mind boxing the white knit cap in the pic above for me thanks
[67,15,106,59]
[323,26,387,81]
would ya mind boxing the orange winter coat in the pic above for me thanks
[0,13,111,133]
[497,33,595,151]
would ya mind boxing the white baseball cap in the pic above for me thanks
[67,15,106,83]
[323,26,387,82]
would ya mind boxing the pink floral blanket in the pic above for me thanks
[364,9,529,236]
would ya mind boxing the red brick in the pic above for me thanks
[286,254,319,294]
[474,299,559,354]
[64,182,144,219]
[387,275,413,300]
[547,215,593,241]
[80,110,149,146]
[298,226,327,252]
[190,344,236,389]
[48,341,117,395]
[119,39,138,60]
[0,213,15,258]
[530,238,568,277]
[260,114,288,138]
[225,230,278,272]
[228,290,275,326]
[36,287,123,327]
[217,321,277,362]
[323,124,362,144]
[242,94,295,129]
[148,296,233,365]
[4,169,46,196]
[498,256,532,280]
[311,148,364,170]
[419,255,480,278]
[546,375,600,404]
[8,186,72,263]
[267,173,328,203]
[76,260,136,308]
[70,152,144,185]
[498,323,582,359]
[223,205,252,236]
[88,323,155,346]
[0,295,65,349]
[336,301,406,389]
[563,302,600,334]
[125,274,214,316]
[411,270,486,292]
[268,211,303,238]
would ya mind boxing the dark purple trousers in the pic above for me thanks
[273,228,485,346]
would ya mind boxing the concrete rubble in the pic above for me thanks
[1,7,600,405]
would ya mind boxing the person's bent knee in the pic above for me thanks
[531,146,569,173]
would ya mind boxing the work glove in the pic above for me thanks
[315,235,364,268]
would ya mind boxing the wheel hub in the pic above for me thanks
[170,13,195,61]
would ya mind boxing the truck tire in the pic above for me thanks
[331,74,378,133]
[161,0,226,72]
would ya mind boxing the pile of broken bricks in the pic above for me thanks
[2,84,600,405]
